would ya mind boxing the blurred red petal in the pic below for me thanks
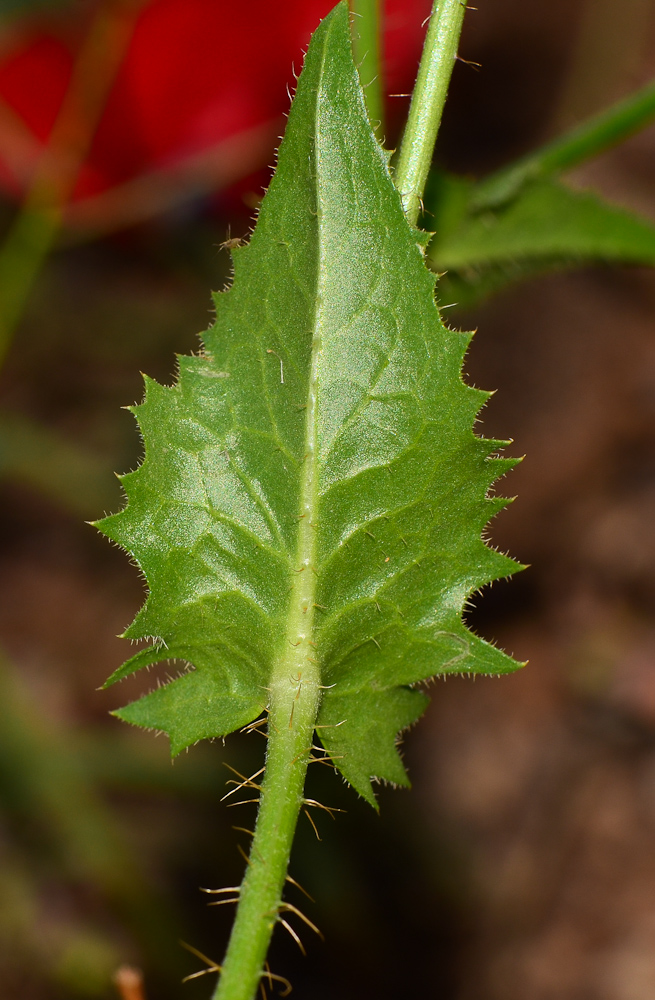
[0,0,430,219]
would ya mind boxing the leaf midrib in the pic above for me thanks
[276,27,331,679]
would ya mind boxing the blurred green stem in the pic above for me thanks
[0,0,140,369]
[349,0,385,140]
[0,649,181,977]
[394,0,468,225]
[0,409,120,516]
[472,79,655,210]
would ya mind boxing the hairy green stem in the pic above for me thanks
[212,529,322,1000]
[349,0,385,139]
[472,79,655,210]
[394,0,468,225]
[212,665,320,1000]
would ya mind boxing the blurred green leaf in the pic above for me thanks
[51,931,122,997]
[422,79,655,308]
[0,652,145,894]
[72,729,222,795]
[431,176,655,271]
[0,652,183,986]
[0,410,120,516]
[426,174,655,307]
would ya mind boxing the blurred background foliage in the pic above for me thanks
[1,1,655,998]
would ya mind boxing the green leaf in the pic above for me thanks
[426,173,655,307]
[431,176,655,271]
[97,0,522,805]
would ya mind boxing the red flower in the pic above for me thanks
[0,0,429,228]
